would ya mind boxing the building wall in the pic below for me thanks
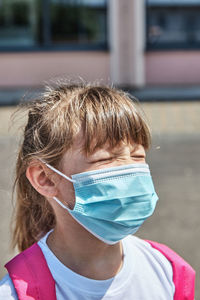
[2,50,200,88]
[0,51,110,87]
[0,0,146,89]
[146,51,200,85]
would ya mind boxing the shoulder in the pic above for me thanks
[124,235,174,273]
[123,235,175,297]
[124,235,168,259]
[0,274,18,299]
[124,235,196,299]
[130,236,195,277]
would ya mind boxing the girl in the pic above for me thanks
[0,82,195,299]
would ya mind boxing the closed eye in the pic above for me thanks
[131,155,146,162]
[89,157,114,164]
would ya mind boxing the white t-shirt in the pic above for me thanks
[0,233,175,299]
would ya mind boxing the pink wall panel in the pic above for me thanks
[146,51,200,85]
[0,51,110,87]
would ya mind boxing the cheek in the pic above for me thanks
[57,179,76,210]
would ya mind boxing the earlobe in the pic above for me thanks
[26,162,57,198]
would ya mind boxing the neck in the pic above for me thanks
[47,221,124,280]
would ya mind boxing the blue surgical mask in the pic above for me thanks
[44,162,158,244]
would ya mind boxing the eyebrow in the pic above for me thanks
[87,152,113,161]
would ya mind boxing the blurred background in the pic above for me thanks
[0,0,200,298]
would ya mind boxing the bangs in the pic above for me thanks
[28,84,151,161]
[77,87,151,154]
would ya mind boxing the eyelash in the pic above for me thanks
[88,157,114,164]
[91,155,145,164]
[95,158,114,163]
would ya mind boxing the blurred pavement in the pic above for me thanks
[0,102,200,297]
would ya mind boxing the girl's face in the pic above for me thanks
[55,138,146,209]
[61,142,146,176]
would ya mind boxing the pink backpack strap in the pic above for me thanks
[146,240,195,300]
[5,243,56,300]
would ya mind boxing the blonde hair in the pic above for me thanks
[13,81,151,252]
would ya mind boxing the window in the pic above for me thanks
[0,0,39,48]
[146,0,200,49]
[50,0,107,47]
[0,0,107,51]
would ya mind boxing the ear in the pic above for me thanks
[26,161,58,198]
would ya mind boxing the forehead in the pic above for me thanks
[88,143,145,159]
[66,131,144,159]
[59,130,145,174]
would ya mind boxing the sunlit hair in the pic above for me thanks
[12,81,151,251]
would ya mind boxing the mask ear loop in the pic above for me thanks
[40,159,76,183]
